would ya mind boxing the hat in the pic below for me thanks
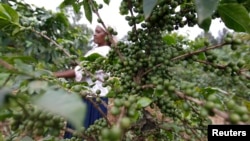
[98,24,118,44]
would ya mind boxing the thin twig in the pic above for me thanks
[30,28,72,58]
[117,106,126,126]
[197,59,250,80]
[171,42,228,61]
[189,127,204,141]
[0,59,16,70]
[175,90,204,105]
[141,43,228,77]
[211,108,228,119]
[80,91,108,108]
[141,84,155,89]
[175,90,247,125]
[0,59,109,126]
[240,71,250,80]
[128,0,138,35]
[188,102,201,116]
[141,63,162,77]
[195,60,227,69]
[212,109,245,125]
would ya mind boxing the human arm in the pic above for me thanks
[54,47,110,80]
[54,65,83,82]
[53,69,75,78]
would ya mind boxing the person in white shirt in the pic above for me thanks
[54,24,115,138]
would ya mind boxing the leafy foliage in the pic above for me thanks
[0,3,21,35]
[83,0,93,23]
[1,0,93,70]
[218,3,250,33]
[195,0,219,24]
[32,87,86,130]
[0,0,250,141]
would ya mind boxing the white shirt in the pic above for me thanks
[74,45,111,97]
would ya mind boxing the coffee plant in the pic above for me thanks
[0,0,250,141]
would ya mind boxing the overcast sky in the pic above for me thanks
[24,0,227,40]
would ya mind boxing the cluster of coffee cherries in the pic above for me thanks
[11,103,65,138]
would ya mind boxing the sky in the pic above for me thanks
[23,0,227,40]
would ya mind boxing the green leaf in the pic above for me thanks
[0,4,21,35]
[154,88,164,96]
[165,131,174,141]
[12,27,21,35]
[0,109,12,120]
[218,3,250,33]
[27,80,48,94]
[141,88,154,97]
[199,87,228,99]
[107,77,121,97]
[137,97,152,107]
[83,1,92,23]
[163,35,177,45]
[1,4,19,23]
[0,18,10,28]
[54,13,70,27]
[198,18,212,32]
[20,136,33,141]
[0,4,12,20]
[103,0,110,5]
[0,73,10,85]
[84,53,104,62]
[73,3,81,13]
[14,59,34,74]
[34,69,53,77]
[1,56,36,64]
[143,0,157,19]
[59,0,76,9]
[195,0,219,24]
[107,90,115,97]
[130,110,140,123]
[209,87,228,94]
[0,4,20,29]
[32,89,86,130]
[198,52,206,60]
